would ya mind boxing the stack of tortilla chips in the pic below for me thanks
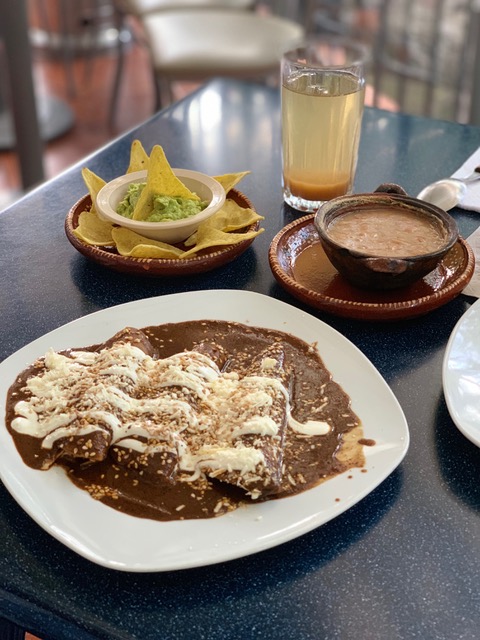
[74,140,264,259]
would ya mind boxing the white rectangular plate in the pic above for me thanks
[0,290,409,572]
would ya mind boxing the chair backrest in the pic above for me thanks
[304,0,480,124]
[117,0,255,16]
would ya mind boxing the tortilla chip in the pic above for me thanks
[112,227,184,259]
[81,168,106,213]
[74,209,114,246]
[213,171,250,194]
[181,226,263,257]
[132,145,199,222]
[208,200,263,232]
[184,199,264,247]
[127,139,150,174]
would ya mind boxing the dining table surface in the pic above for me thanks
[1,78,480,640]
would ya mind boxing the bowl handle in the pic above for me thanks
[363,257,410,274]
[374,183,408,196]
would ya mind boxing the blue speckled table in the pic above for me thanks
[1,79,480,640]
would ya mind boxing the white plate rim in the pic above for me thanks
[0,290,409,572]
[442,298,480,447]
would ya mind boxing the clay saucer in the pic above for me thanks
[269,214,475,321]
[65,189,259,277]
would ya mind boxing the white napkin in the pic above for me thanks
[449,147,480,296]
[451,146,480,212]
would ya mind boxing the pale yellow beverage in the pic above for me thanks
[282,69,365,209]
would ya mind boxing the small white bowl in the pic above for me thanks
[95,169,226,244]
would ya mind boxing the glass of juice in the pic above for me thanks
[281,38,367,212]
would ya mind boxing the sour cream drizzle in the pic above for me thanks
[12,342,330,477]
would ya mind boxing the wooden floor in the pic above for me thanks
[0,29,164,211]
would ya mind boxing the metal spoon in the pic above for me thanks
[417,166,480,210]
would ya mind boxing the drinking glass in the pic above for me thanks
[281,38,367,212]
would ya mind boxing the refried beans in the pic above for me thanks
[327,207,446,256]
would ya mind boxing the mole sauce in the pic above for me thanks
[6,320,365,521]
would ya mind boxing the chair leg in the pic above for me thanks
[152,68,163,112]
[82,0,104,87]
[59,0,76,98]
[153,73,173,112]
[108,11,127,129]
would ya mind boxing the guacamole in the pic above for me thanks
[116,182,207,221]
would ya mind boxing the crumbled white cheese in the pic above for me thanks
[13,340,330,479]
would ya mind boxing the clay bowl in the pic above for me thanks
[314,184,459,290]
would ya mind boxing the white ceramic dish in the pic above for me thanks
[443,299,480,447]
[95,169,226,243]
[0,290,409,572]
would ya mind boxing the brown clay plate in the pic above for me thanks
[65,189,259,277]
[269,214,475,321]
